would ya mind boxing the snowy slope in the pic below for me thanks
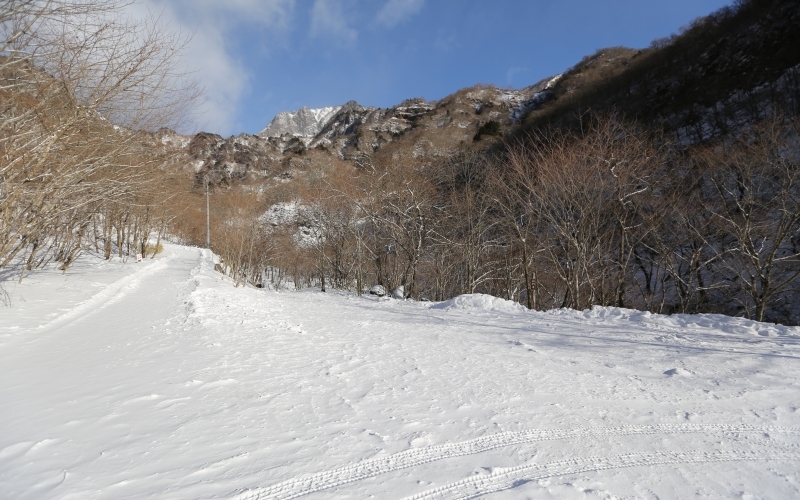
[257,106,342,139]
[1,244,800,499]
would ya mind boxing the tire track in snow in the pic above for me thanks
[402,449,800,500]
[35,252,174,332]
[230,424,800,500]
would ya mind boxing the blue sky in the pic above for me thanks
[136,0,733,136]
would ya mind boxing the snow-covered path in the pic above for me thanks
[1,244,800,499]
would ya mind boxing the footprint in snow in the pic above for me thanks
[664,368,692,377]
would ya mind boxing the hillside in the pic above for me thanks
[520,0,800,140]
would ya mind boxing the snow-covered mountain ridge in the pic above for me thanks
[258,105,342,140]
[180,78,563,187]
[256,77,558,149]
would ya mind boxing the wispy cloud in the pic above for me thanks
[126,0,295,135]
[310,0,357,44]
[164,0,295,30]
[376,0,424,28]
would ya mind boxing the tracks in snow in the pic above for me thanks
[230,423,800,500]
[35,251,176,332]
[402,448,800,500]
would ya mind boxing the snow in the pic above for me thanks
[550,306,800,339]
[160,132,191,148]
[258,201,300,227]
[431,293,528,314]
[257,202,320,248]
[258,106,342,139]
[2,244,800,499]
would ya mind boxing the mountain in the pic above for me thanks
[171,0,800,191]
[182,78,561,187]
[519,0,800,141]
[258,105,342,141]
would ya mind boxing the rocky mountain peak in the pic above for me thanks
[258,105,342,140]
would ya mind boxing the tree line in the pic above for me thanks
[203,112,800,325]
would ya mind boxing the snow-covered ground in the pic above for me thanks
[2,244,800,499]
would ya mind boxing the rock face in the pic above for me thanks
[173,58,606,194]
[258,106,342,141]
[179,81,563,189]
[251,79,560,159]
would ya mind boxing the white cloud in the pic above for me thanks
[181,22,249,135]
[376,0,424,28]
[310,0,357,44]
[125,0,295,135]
[166,0,295,32]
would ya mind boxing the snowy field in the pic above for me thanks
[2,244,800,499]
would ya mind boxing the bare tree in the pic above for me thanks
[430,147,497,295]
[701,117,800,322]
[0,0,200,280]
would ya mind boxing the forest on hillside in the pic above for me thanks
[193,0,800,325]
[199,111,800,325]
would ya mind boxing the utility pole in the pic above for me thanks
[205,175,210,249]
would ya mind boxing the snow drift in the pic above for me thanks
[431,293,529,313]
